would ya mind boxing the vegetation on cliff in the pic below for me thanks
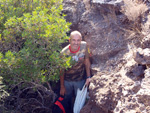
[0,0,71,112]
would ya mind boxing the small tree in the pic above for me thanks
[0,0,71,86]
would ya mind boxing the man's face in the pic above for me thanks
[70,34,82,51]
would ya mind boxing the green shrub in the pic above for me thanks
[0,0,71,85]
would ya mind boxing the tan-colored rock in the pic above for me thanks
[62,0,150,113]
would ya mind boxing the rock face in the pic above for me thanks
[63,0,150,113]
[92,0,123,5]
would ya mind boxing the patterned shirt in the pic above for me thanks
[61,41,89,81]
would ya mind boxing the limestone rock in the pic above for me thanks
[62,0,150,113]
[142,34,150,49]
[92,0,123,5]
[134,48,150,65]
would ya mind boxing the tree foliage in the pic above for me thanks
[0,0,71,85]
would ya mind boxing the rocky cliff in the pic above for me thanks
[62,0,150,112]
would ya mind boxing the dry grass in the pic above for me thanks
[121,0,148,33]
[122,0,148,21]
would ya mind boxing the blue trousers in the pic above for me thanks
[64,79,85,113]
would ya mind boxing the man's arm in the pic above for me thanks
[60,70,66,96]
[85,57,91,86]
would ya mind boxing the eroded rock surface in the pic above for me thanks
[63,0,150,113]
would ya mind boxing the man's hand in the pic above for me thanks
[60,85,66,96]
[85,78,91,86]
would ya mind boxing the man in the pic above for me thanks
[60,30,91,112]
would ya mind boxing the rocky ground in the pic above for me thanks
[62,0,150,113]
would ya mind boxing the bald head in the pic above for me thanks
[70,31,82,40]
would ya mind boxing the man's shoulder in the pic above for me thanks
[81,41,87,45]
[80,41,87,49]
